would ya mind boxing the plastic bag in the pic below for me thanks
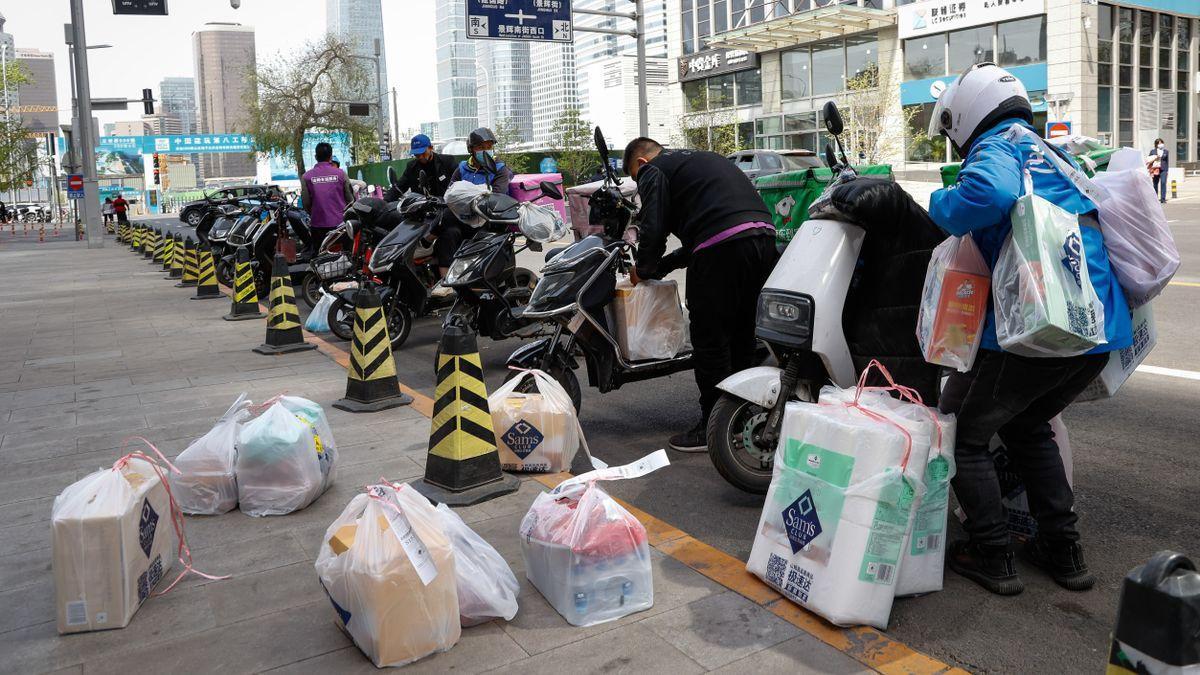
[488,369,604,473]
[993,172,1106,357]
[316,483,461,667]
[519,450,669,627]
[278,394,338,490]
[445,181,489,227]
[612,278,687,361]
[917,235,990,372]
[1076,303,1156,401]
[1090,168,1179,308]
[435,503,519,626]
[170,393,252,515]
[236,401,329,516]
[305,291,335,332]
[517,202,568,243]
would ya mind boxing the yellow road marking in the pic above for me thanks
[1169,281,1200,288]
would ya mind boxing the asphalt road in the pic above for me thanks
[145,191,1200,673]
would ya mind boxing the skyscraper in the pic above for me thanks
[159,77,197,133]
[435,0,478,143]
[530,43,579,147]
[475,40,532,144]
[326,0,389,139]
[192,22,257,179]
[14,48,57,134]
[0,13,19,129]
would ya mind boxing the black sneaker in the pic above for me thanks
[669,421,707,453]
[1022,537,1095,591]
[947,540,1025,596]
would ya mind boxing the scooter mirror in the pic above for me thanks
[539,181,562,200]
[822,101,844,136]
[824,143,838,169]
[482,151,499,177]
[594,126,610,164]
[387,166,400,188]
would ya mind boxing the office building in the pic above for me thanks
[326,0,389,139]
[159,77,197,133]
[530,43,579,147]
[475,39,532,144]
[142,113,184,136]
[1,13,18,128]
[111,120,150,137]
[575,0,669,67]
[580,55,672,151]
[419,121,439,140]
[436,0,478,142]
[193,22,257,178]
[15,48,56,134]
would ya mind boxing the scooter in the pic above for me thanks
[221,196,316,302]
[505,126,687,411]
[705,101,870,494]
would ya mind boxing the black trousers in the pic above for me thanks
[432,213,466,268]
[685,235,779,424]
[939,349,1107,548]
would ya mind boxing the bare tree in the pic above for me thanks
[838,63,924,165]
[245,35,376,178]
[491,118,526,152]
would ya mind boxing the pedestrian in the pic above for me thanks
[102,198,114,227]
[1147,137,1169,204]
[927,63,1133,596]
[622,138,779,452]
[112,193,129,224]
[301,142,354,250]
[386,134,456,200]
[0,198,6,223]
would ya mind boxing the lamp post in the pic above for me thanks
[65,3,107,247]
[348,41,386,160]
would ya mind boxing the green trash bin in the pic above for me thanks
[756,165,894,245]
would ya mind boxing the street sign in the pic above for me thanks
[539,156,558,173]
[466,0,573,43]
[111,0,168,15]
[67,174,84,200]
[1046,121,1072,139]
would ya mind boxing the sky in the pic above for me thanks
[1,0,439,135]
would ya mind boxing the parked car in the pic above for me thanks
[178,184,283,227]
[727,149,823,180]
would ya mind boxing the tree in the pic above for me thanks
[675,85,743,156]
[0,62,37,194]
[549,108,598,186]
[245,35,377,178]
[491,118,526,152]
[838,62,923,165]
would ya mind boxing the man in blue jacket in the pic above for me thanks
[928,63,1132,596]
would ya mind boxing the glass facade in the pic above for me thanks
[681,0,882,54]
[780,34,879,102]
[682,69,762,111]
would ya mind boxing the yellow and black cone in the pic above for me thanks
[192,242,222,300]
[117,223,126,243]
[175,238,198,287]
[160,234,175,271]
[223,247,264,321]
[333,285,412,413]
[131,225,142,253]
[166,234,184,279]
[143,228,157,259]
[152,229,167,264]
[410,325,519,506]
[253,253,316,355]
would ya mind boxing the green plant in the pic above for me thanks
[549,108,598,186]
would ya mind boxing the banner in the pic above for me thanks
[267,131,352,182]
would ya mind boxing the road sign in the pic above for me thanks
[466,0,573,43]
[111,0,167,15]
[1046,121,1072,139]
[67,174,84,200]
[539,156,558,173]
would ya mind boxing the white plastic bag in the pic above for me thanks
[435,503,519,626]
[305,291,334,332]
[612,278,687,361]
[917,235,991,372]
[488,369,604,473]
[278,394,338,490]
[1090,168,1179,308]
[316,484,461,667]
[519,450,669,627]
[518,202,568,243]
[170,393,251,515]
[993,172,1106,357]
[236,401,329,516]
[445,181,489,227]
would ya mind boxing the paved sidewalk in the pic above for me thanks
[0,238,889,673]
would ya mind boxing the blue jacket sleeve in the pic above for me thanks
[928,136,1023,237]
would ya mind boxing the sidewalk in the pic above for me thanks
[0,238,905,673]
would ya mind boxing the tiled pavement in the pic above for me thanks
[0,237,871,673]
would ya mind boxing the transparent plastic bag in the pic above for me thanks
[1090,168,1179,308]
[612,278,687,361]
[993,173,1106,357]
[316,484,460,667]
[435,503,519,626]
[236,402,325,516]
[517,202,568,243]
[917,235,990,372]
[305,291,334,332]
[278,394,338,492]
[488,369,604,473]
[445,181,489,227]
[170,393,252,515]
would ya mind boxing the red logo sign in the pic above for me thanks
[1047,122,1071,139]
[67,175,84,191]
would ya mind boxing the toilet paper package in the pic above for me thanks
[170,394,251,515]
[747,401,916,629]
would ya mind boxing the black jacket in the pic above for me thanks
[633,149,771,278]
[388,152,457,199]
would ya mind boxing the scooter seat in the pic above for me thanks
[544,246,570,263]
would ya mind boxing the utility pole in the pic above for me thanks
[572,0,649,137]
[373,39,385,158]
[391,87,400,146]
[69,0,102,247]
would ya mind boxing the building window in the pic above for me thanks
[738,121,754,148]
[996,16,1046,67]
[904,103,947,162]
[683,80,706,112]
[948,26,995,72]
[1098,86,1112,133]
[735,69,761,106]
[811,40,844,96]
[845,34,878,83]
[682,6,695,54]
[904,35,946,80]
[781,48,811,100]
[708,73,735,109]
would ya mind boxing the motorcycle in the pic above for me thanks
[504,126,688,411]
[220,196,317,303]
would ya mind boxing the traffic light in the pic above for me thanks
[347,103,370,117]
[142,88,154,115]
[152,153,160,185]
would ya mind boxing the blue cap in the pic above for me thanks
[410,134,432,156]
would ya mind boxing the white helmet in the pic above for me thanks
[929,62,1032,154]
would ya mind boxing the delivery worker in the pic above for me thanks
[387,133,456,200]
[928,63,1132,596]
[301,142,355,247]
[623,138,779,452]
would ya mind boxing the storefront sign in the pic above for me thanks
[678,47,759,82]
[899,0,1045,39]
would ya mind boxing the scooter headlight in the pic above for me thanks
[756,291,813,346]
[445,254,483,286]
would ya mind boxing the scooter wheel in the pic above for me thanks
[327,297,356,341]
[215,259,234,288]
[298,273,321,309]
[387,303,412,350]
[706,393,776,494]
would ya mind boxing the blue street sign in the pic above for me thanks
[466,0,572,43]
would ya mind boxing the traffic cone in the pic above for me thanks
[175,238,198,287]
[333,285,412,413]
[160,234,174,271]
[166,234,184,280]
[192,243,222,300]
[131,225,141,252]
[223,247,264,321]
[38,223,44,243]
[253,253,316,355]
[143,228,157,259]
[152,230,167,264]
[409,325,519,506]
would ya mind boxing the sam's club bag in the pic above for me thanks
[992,172,1105,357]
[488,368,604,473]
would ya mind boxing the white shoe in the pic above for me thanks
[431,284,455,299]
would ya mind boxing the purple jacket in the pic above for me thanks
[301,162,353,230]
